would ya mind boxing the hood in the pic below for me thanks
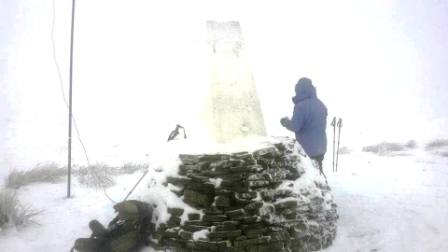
[292,77,317,104]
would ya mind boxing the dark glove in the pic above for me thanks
[280,117,289,127]
[292,96,298,104]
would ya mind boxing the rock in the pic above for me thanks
[182,225,208,232]
[253,147,280,158]
[168,208,185,217]
[274,200,298,211]
[225,209,246,220]
[179,230,193,240]
[184,189,214,208]
[215,196,231,208]
[187,213,201,221]
[167,216,182,227]
[202,214,228,222]
[208,230,242,239]
[244,201,263,213]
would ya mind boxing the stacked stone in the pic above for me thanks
[153,139,338,252]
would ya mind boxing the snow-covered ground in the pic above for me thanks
[0,143,447,252]
[326,148,448,252]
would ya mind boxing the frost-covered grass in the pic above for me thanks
[431,151,448,158]
[76,162,148,189]
[424,139,448,157]
[338,146,351,155]
[425,138,448,150]
[438,152,448,157]
[405,139,418,149]
[0,189,40,230]
[362,141,411,155]
[77,164,115,189]
[113,162,149,175]
[3,161,147,191]
[362,139,448,157]
[5,164,66,189]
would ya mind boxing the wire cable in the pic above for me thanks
[51,0,90,166]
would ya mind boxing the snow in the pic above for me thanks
[192,229,210,241]
[209,178,223,188]
[324,149,448,252]
[0,143,447,251]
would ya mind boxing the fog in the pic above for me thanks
[1,0,447,171]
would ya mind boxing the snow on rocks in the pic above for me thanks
[143,137,338,251]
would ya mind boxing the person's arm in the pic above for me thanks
[288,107,306,132]
[282,104,306,132]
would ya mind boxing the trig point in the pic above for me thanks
[206,20,266,143]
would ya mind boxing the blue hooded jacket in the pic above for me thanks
[284,78,328,157]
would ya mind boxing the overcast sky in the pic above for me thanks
[1,0,447,169]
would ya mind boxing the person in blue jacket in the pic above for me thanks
[281,77,328,173]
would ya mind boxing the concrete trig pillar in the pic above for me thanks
[206,21,266,143]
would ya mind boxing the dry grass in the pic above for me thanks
[0,189,40,230]
[77,163,115,189]
[5,163,66,189]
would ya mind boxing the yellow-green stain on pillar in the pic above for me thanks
[206,20,266,143]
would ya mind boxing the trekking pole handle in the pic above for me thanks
[331,117,336,127]
[337,118,343,127]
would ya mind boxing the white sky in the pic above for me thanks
[1,0,447,168]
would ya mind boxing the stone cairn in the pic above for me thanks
[151,138,338,252]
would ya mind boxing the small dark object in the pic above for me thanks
[167,124,187,142]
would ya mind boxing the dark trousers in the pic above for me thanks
[310,154,324,174]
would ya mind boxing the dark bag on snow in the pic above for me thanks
[72,200,153,252]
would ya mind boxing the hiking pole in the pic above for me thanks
[335,118,343,172]
[331,117,336,172]
[122,170,149,202]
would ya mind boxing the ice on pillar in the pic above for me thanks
[206,20,266,143]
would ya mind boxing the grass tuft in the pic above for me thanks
[5,163,66,189]
[425,139,448,151]
[438,152,448,157]
[113,162,149,175]
[0,189,40,230]
[405,140,418,149]
[77,163,115,189]
[337,146,351,155]
[362,142,406,154]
